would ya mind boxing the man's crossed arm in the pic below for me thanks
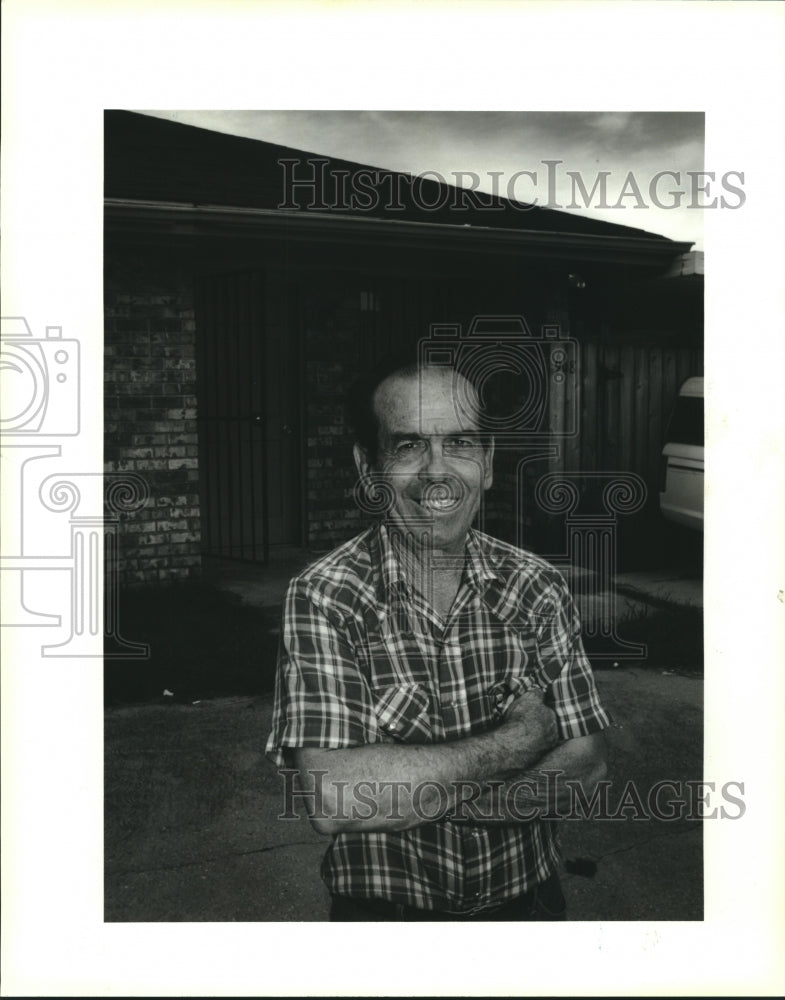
[293,690,607,834]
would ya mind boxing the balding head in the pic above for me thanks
[347,357,487,468]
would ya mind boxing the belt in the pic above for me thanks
[331,876,556,922]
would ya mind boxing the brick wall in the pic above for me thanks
[104,251,201,585]
[303,293,367,551]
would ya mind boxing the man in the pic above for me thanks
[266,356,609,920]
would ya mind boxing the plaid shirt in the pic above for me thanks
[267,522,609,913]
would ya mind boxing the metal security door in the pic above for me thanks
[196,271,301,562]
[262,275,302,548]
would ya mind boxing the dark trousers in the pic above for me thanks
[330,870,567,922]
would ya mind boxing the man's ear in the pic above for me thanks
[483,437,495,490]
[353,442,371,480]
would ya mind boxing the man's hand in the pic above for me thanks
[502,687,559,767]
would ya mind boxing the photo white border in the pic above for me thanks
[2,0,784,995]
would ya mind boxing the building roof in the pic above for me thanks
[662,250,704,278]
[104,111,693,266]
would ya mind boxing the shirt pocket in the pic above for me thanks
[358,633,433,689]
[373,683,432,743]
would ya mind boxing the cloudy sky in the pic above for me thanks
[138,110,705,249]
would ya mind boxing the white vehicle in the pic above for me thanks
[659,376,704,531]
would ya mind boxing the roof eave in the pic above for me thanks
[104,198,694,266]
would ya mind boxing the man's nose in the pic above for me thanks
[418,439,450,477]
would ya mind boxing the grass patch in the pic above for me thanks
[104,582,281,706]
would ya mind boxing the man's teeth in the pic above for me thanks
[420,497,459,511]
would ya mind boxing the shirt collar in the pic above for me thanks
[375,521,407,601]
[369,522,504,609]
[464,528,506,591]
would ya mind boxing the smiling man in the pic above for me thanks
[266,356,609,921]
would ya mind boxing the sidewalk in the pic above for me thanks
[204,551,703,622]
[614,570,702,609]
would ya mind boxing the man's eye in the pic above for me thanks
[396,440,425,453]
[446,438,477,449]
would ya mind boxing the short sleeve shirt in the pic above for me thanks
[266,523,609,912]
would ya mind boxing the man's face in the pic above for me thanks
[353,367,494,555]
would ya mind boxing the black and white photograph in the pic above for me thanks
[103,109,706,927]
[2,2,784,996]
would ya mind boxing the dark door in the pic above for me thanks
[196,270,301,561]
[263,273,302,547]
